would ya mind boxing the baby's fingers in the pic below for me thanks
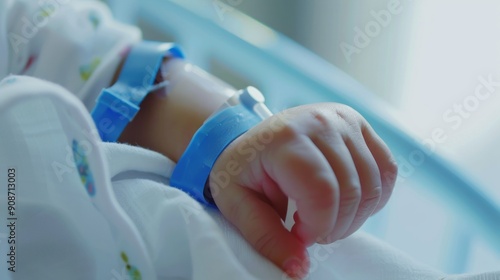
[212,184,309,279]
[266,136,340,246]
[361,122,398,214]
[341,136,382,238]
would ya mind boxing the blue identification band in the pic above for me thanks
[91,41,184,142]
[170,103,263,206]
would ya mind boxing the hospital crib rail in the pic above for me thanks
[107,0,500,274]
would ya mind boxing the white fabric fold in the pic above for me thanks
[0,0,141,110]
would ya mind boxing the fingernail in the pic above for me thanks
[283,257,308,279]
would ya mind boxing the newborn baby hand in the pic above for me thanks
[209,103,398,278]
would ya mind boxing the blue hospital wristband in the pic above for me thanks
[170,88,270,206]
[91,41,184,142]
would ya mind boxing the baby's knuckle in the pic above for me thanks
[334,105,365,127]
[337,104,361,119]
[358,196,379,217]
[310,109,332,128]
[341,180,362,204]
[364,185,383,201]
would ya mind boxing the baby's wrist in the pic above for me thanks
[118,56,236,162]
[171,87,271,205]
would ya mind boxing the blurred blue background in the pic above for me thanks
[107,0,500,275]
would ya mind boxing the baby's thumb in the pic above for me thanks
[212,184,309,279]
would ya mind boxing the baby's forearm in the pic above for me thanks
[118,58,236,161]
